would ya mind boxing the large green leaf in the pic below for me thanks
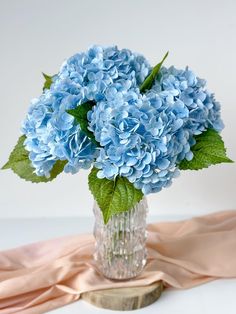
[140,51,169,93]
[2,135,67,182]
[179,129,233,170]
[67,102,99,145]
[88,167,144,224]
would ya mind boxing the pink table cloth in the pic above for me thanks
[0,210,236,314]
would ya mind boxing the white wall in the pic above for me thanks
[0,0,235,218]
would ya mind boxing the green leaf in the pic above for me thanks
[88,167,143,224]
[140,51,169,93]
[42,73,55,90]
[179,129,233,170]
[67,102,99,145]
[2,135,67,182]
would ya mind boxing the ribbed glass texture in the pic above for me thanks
[93,198,148,280]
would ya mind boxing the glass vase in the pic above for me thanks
[93,197,148,280]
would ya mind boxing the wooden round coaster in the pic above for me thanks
[81,281,163,311]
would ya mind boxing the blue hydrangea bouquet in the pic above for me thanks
[2,46,233,223]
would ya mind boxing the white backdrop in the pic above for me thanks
[0,0,235,218]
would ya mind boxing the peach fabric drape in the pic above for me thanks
[0,210,236,314]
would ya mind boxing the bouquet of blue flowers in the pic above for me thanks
[2,46,233,223]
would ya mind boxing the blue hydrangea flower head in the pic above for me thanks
[22,90,97,176]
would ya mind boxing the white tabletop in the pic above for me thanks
[1,216,236,314]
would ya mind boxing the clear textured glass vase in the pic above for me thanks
[93,197,148,280]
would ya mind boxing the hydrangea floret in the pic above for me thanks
[2,46,233,223]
